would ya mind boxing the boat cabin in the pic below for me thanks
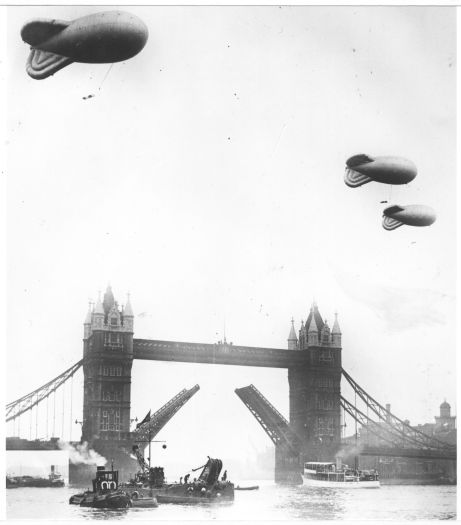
[92,466,119,493]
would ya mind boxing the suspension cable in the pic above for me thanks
[46,394,49,440]
[61,383,65,440]
[53,389,56,438]
[35,394,39,439]
[69,374,74,442]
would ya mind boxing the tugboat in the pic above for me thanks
[69,465,132,508]
[6,465,64,488]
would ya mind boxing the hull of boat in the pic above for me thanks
[79,492,132,508]
[303,477,380,489]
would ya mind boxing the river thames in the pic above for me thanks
[6,481,456,520]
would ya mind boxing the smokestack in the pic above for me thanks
[336,457,342,471]
[385,404,391,423]
[51,465,55,474]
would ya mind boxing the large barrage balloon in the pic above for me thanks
[345,154,417,188]
[21,11,149,79]
[382,204,436,231]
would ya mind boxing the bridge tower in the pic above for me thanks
[81,285,136,476]
[288,303,342,463]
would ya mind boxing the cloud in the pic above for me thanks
[335,272,452,331]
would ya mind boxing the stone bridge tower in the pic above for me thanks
[81,285,136,475]
[288,303,342,463]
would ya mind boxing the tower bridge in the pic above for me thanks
[5,285,456,483]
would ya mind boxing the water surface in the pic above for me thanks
[6,481,456,520]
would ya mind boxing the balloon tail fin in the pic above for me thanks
[382,216,403,231]
[344,168,372,188]
[26,48,73,80]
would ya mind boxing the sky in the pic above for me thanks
[3,6,457,480]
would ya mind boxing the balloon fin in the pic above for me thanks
[383,205,405,214]
[344,168,372,188]
[382,216,403,231]
[26,48,73,79]
[346,154,374,168]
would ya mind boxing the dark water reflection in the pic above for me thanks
[6,482,456,521]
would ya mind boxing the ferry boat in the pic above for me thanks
[303,461,380,488]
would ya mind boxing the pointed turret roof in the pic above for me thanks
[288,318,297,341]
[308,310,318,333]
[103,284,115,315]
[94,292,104,315]
[124,293,134,317]
[84,302,92,324]
[332,312,341,334]
[305,301,324,333]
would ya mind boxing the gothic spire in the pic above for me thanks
[103,284,115,315]
[332,312,341,334]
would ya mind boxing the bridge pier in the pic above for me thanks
[274,444,302,484]
[288,305,342,467]
[80,287,137,481]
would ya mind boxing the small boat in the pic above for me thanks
[235,485,259,491]
[69,466,131,508]
[303,461,380,489]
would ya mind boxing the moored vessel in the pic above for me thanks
[6,465,64,488]
[303,461,380,488]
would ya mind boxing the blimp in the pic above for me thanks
[382,204,436,231]
[345,154,417,188]
[21,11,148,79]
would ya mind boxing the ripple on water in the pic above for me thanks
[6,482,457,520]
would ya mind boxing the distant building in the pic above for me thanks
[349,401,456,484]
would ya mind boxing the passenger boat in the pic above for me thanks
[69,466,132,508]
[303,461,380,488]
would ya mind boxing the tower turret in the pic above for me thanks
[321,320,331,346]
[298,320,306,350]
[287,318,298,350]
[307,309,319,346]
[92,293,105,329]
[440,400,451,418]
[83,302,92,339]
[331,312,342,347]
[103,284,115,322]
[123,293,134,332]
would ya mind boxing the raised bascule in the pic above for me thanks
[5,285,456,483]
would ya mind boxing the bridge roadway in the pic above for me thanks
[133,339,311,368]
[339,441,456,461]
[359,445,456,461]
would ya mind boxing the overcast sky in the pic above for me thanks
[4,6,457,477]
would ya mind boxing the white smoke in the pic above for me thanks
[58,440,106,466]
[335,441,365,461]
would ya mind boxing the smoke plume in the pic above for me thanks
[58,440,106,466]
